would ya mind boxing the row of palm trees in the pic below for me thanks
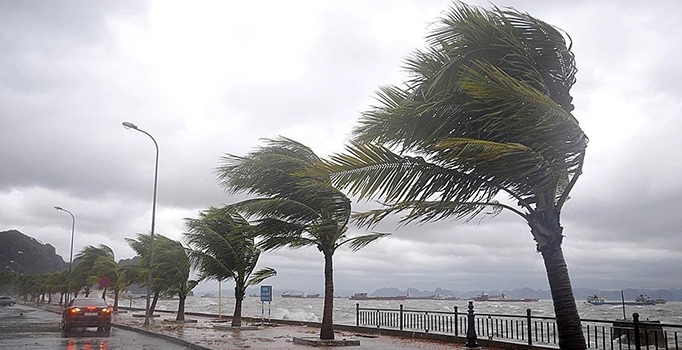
[0,225,269,325]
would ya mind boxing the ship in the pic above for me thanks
[281,292,320,298]
[586,294,657,305]
[349,293,407,301]
[473,292,539,302]
[406,294,459,300]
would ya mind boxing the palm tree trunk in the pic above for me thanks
[151,291,160,315]
[113,290,119,312]
[232,299,243,327]
[177,292,186,321]
[232,285,244,327]
[540,243,586,349]
[319,251,335,340]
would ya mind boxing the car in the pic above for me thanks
[61,297,113,333]
[0,296,16,306]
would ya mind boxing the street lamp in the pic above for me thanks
[54,206,75,303]
[122,121,159,326]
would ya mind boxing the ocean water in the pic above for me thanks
[122,297,682,326]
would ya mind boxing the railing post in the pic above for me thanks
[526,308,532,346]
[399,304,404,331]
[425,311,429,333]
[377,309,380,329]
[356,303,359,327]
[466,301,478,348]
[454,306,459,336]
[633,313,641,350]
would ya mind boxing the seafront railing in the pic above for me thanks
[356,302,682,349]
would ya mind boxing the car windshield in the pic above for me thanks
[0,296,10,299]
[72,298,108,307]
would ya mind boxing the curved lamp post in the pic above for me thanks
[54,206,75,303]
[122,121,158,326]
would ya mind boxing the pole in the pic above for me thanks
[54,207,75,304]
[122,122,158,326]
[218,279,222,318]
[465,301,478,348]
[621,290,627,319]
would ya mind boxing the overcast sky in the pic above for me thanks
[2,0,681,295]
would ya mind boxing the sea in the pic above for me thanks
[121,296,682,326]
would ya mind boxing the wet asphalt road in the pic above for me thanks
[0,304,192,349]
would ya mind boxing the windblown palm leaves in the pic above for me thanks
[125,234,197,319]
[73,244,130,310]
[216,137,388,340]
[184,206,276,327]
[322,3,587,349]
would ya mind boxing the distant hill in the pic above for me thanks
[0,229,68,275]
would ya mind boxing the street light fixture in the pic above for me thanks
[9,260,20,274]
[54,206,75,303]
[122,121,159,326]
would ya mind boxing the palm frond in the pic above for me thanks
[324,141,499,204]
[246,267,277,287]
[338,233,390,252]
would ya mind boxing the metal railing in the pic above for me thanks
[356,302,682,349]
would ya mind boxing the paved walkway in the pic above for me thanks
[34,303,503,350]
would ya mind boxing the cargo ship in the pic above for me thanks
[473,292,539,302]
[349,293,407,301]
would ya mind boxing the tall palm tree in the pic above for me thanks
[184,206,276,327]
[216,137,388,340]
[321,4,587,349]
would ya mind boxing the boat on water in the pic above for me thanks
[586,294,657,305]
[282,292,320,298]
[406,294,459,301]
[473,292,539,302]
[349,293,407,301]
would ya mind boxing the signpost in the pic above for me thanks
[260,285,272,323]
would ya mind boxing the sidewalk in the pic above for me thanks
[113,309,479,350]
[36,303,502,349]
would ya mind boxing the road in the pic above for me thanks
[0,304,192,350]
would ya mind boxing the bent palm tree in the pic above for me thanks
[125,234,168,315]
[217,137,388,340]
[322,4,587,349]
[74,245,129,310]
[152,236,198,321]
[184,206,276,327]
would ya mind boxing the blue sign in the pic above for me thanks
[260,285,272,302]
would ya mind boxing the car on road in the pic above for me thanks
[61,297,112,334]
[0,296,16,306]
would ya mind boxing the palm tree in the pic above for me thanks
[321,4,587,349]
[74,245,129,309]
[125,234,165,315]
[216,137,388,340]
[151,236,198,321]
[184,206,277,327]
